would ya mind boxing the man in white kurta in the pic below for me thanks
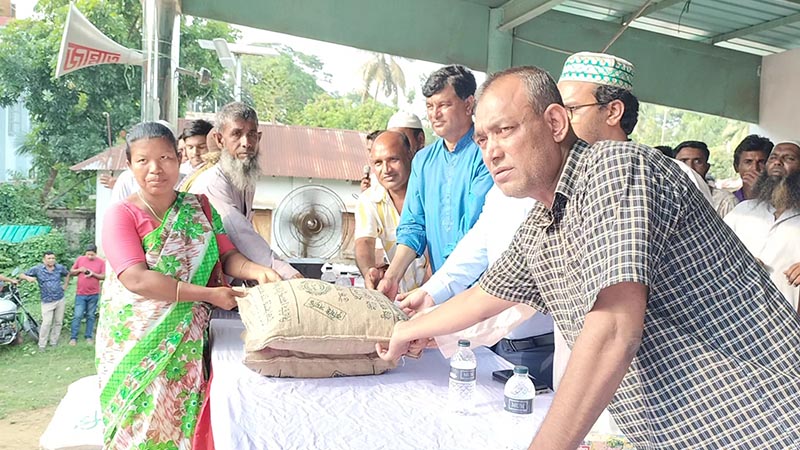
[725,140,800,312]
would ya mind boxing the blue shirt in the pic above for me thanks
[396,126,493,272]
[26,264,68,303]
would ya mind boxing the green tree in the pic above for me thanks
[631,103,748,180]
[241,44,327,124]
[0,0,237,205]
[295,93,395,132]
[360,52,406,106]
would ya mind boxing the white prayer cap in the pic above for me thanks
[387,111,423,129]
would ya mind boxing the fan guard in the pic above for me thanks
[272,185,347,259]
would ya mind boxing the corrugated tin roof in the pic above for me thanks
[469,0,800,56]
[257,124,367,181]
[70,144,127,171]
[553,0,800,56]
[71,123,368,182]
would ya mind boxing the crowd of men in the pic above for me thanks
[354,53,800,449]
[99,50,800,448]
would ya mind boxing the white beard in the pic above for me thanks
[219,150,261,192]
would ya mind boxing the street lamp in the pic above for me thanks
[199,39,278,102]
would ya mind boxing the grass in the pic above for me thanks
[0,280,97,419]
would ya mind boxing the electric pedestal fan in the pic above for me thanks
[272,185,348,261]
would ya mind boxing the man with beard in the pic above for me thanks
[189,102,300,280]
[378,66,800,450]
[725,140,800,312]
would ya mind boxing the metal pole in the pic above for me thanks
[141,0,181,124]
[235,55,242,102]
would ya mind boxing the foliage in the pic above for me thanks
[0,0,237,202]
[241,44,327,124]
[631,103,749,180]
[0,282,96,419]
[0,230,69,273]
[360,52,406,105]
[0,182,50,225]
[295,93,396,133]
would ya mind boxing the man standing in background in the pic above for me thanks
[66,244,105,345]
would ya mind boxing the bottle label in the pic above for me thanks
[504,396,533,414]
[450,366,476,382]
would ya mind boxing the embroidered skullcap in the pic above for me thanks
[558,52,635,90]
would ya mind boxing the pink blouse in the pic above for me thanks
[103,197,235,275]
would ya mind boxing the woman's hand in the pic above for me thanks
[208,287,246,310]
[254,267,283,284]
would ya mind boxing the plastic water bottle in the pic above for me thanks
[448,339,476,414]
[320,269,337,284]
[504,365,536,449]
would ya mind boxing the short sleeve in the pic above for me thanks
[354,195,380,240]
[102,202,147,275]
[59,265,68,276]
[478,219,545,311]
[25,266,38,278]
[579,147,668,311]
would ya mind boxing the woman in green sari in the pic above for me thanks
[97,122,282,450]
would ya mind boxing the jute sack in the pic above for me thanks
[237,279,408,377]
[244,347,397,378]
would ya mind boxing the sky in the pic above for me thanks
[15,1,486,121]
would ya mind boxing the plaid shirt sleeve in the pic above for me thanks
[478,220,547,313]
[578,145,673,312]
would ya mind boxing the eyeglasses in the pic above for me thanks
[565,102,608,119]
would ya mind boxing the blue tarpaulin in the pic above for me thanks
[0,225,51,243]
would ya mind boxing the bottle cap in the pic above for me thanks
[513,365,529,375]
[457,339,470,347]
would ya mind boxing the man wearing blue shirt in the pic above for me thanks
[20,251,69,350]
[378,65,492,300]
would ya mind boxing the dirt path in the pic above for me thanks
[0,406,56,450]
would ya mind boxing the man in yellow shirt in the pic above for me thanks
[354,131,427,292]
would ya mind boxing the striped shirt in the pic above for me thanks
[480,139,800,449]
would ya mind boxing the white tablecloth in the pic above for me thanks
[209,315,554,450]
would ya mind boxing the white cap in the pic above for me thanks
[775,140,800,150]
[155,119,177,138]
[387,111,423,130]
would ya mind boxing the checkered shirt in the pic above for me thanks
[480,139,800,449]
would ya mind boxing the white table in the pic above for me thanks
[209,314,553,450]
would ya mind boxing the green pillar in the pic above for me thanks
[487,8,513,75]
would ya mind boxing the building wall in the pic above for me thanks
[0,100,32,181]
[253,176,361,260]
[754,48,800,142]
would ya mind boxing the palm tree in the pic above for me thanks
[360,52,406,105]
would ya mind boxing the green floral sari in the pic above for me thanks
[96,192,225,450]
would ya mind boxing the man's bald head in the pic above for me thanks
[370,131,413,193]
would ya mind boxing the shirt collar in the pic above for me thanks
[439,125,476,153]
[554,139,591,201]
[527,139,591,228]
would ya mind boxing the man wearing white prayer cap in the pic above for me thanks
[725,139,800,313]
[387,111,426,155]
[556,51,712,203]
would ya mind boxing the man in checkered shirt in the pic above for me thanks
[377,66,800,449]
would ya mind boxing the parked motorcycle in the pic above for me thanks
[0,282,40,345]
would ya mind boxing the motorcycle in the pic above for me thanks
[0,282,40,345]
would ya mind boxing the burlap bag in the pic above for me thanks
[237,279,408,378]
